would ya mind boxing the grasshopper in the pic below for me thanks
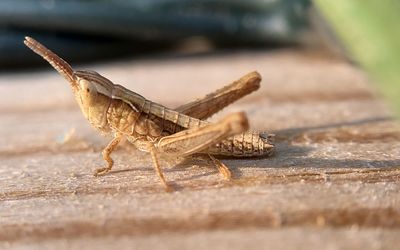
[24,36,274,190]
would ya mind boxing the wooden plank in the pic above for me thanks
[0,49,399,249]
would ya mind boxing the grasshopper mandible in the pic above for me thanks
[24,37,274,190]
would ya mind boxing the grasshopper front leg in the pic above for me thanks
[94,133,123,176]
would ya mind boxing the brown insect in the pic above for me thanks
[24,36,274,191]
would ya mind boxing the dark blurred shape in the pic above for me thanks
[0,0,310,67]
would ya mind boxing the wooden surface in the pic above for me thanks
[1,49,399,250]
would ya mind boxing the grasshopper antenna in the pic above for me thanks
[24,36,76,88]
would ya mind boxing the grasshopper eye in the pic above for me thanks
[86,88,90,93]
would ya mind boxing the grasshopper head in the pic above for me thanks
[74,70,114,132]
[24,37,114,133]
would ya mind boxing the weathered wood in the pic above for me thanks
[0,49,399,249]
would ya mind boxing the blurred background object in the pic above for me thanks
[314,0,400,117]
[2,0,399,116]
[0,0,311,66]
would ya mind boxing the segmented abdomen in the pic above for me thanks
[205,132,274,157]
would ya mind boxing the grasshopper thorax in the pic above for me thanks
[73,70,115,133]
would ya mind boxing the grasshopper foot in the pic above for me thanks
[164,183,174,192]
[94,167,111,176]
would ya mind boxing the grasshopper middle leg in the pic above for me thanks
[147,143,172,191]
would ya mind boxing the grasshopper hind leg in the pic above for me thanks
[157,112,248,181]
[94,133,123,176]
[192,154,232,180]
[208,154,232,180]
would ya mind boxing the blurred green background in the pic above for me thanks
[314,0,400,117]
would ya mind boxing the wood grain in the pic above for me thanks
[0,49,399,250]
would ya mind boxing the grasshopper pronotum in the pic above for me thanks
[25,37,274,190]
